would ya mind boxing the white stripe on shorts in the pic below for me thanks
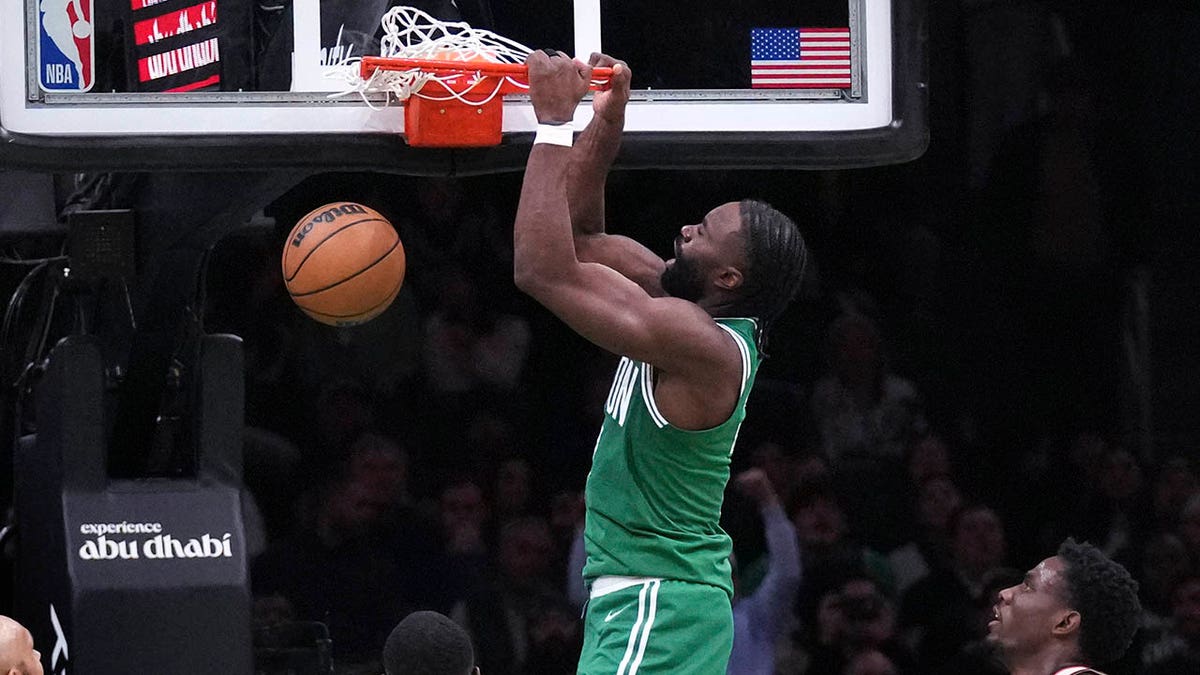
[628,580,661,675]
[616,581,649,675]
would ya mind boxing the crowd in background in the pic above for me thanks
[201,165,1200,675]
[193,4,1200,672]
[1,2,1197,674]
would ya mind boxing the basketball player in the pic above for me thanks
[0,616,43,675]
[515,51,808,674]
[382,611,479,675]
[986,538,1141,675]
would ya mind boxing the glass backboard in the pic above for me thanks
[0,0,926,172]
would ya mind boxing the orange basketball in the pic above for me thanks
[282,202,406,326]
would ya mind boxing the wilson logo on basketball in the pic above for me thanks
[291,202,369,247]
[282,201,406,326]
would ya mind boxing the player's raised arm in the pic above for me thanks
[566,53,666,296]
[513,51,735,382]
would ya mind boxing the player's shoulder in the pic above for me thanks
[1052,666,1107,675]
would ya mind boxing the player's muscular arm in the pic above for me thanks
[514,53,739,426]
[566,54,667,296]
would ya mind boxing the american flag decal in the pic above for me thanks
[751,27,851,89]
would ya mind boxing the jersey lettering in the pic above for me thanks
[604,357,639,426]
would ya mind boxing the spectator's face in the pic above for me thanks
[350,445,408,507]
[953,508,1006,573]
[440,483,486,532]
[917,476,962,531]
[834,321,880,376]
[794,455,830,484]
[751,443,792,494]
[837,579,893,647]
[988,556,1072,660]
[794,496,845,546]
[498,522,553,582]
[549,490,584,532]
[327,480,385,532]
[816,591,845,645]
[494,459,531,515]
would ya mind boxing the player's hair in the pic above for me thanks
[1056,538,1141,665]
[382,611,476,675]
[732,199,808,351]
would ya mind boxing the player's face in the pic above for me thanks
[986,556,1073,660]
[661,202,745,301]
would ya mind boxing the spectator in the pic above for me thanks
[747,440,800,499]
[396,177,513,304]
[524,596,584,675]
[810,312,926,465]
[251,456,411,663]
[421,265,531,399]
[728,469,803,675]
[900,503,1008,672]
[307,379,378,464]
[433,479,492,607]
[905,433,954,487]
[490,457,534,522]
[785,480,894,671]
[383,610,480,675]
[1064,447,1152,572]
[887,473,965,596]
[547,488,585,596]
[0,616,42,675]
[804,573,915,675]
[450,517,573,675]
[811,313,926,550]
[1151,457,1200,532]
[790,480,895,611]
[939,566,1024,675]
[1141,573,1200,674]
[1137,533,1192,626]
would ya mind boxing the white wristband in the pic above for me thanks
[534,123,574,147]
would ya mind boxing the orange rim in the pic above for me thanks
[360,56,613,89]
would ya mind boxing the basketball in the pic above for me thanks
[282,202,406,326]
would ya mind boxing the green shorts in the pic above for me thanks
[578,577,733,675]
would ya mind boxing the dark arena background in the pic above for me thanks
[2,1,1200,674]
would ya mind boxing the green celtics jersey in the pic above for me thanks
[582,317,760,598]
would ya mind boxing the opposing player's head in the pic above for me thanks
[987,538,1140,668]
[0,616,43,675]
[661,199,807,345]
[383,611,479,675]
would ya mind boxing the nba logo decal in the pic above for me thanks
[38,0,95,91]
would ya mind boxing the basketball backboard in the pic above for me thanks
[0,0,926,172]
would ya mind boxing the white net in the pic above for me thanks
[328,6,534,108]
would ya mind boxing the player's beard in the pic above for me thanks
[661,242,704,302]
